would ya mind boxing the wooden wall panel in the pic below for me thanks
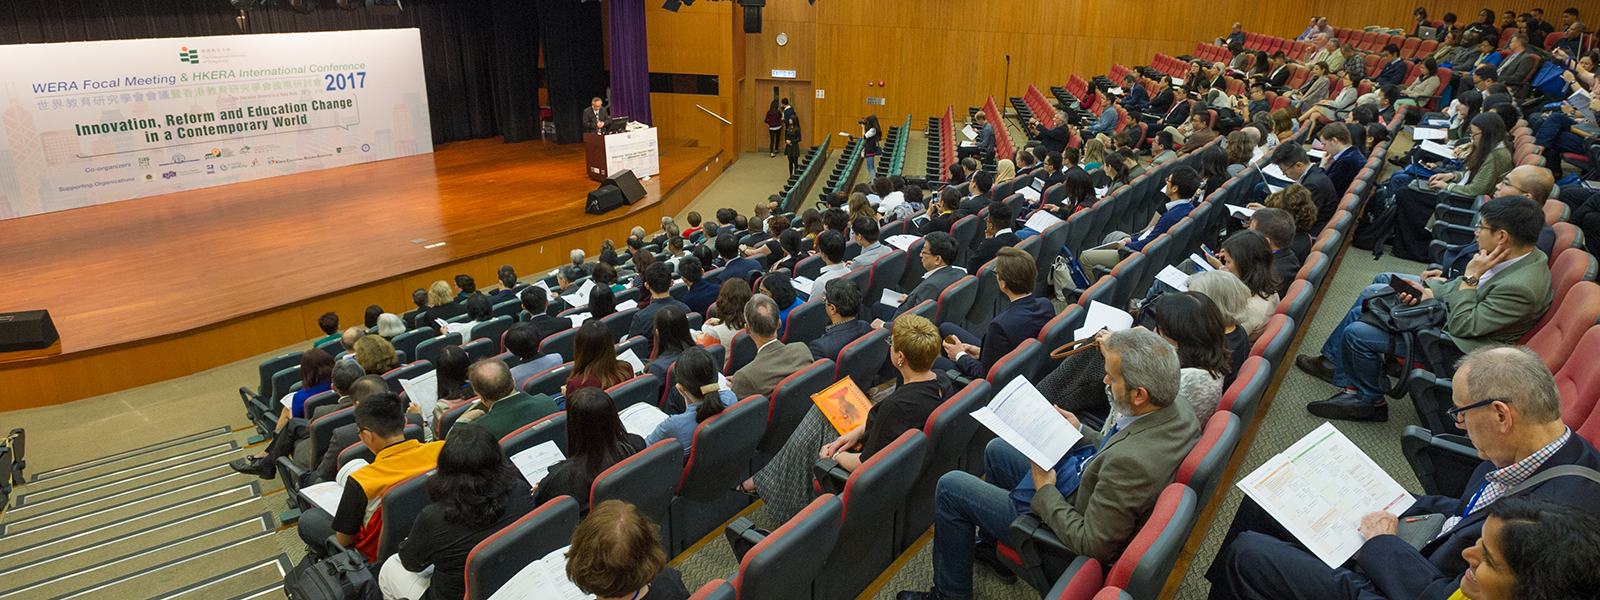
[646,2,740,162]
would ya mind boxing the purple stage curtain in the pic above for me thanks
[608,0,653,126]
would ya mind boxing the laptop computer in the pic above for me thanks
[1417,26,1440,41]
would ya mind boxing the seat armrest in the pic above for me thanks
[1438,190,1480,210]
[276,456,319,509]
[723,516,768,562]
[324,534,349,560]
[812,458,850,496]
[1413,328,1460,378]
[1007,514,1074,592]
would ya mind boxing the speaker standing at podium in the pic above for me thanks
[582,97,611,134]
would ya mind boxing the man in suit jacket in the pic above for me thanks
[1317,123,1365,196]
[1267,143,1339,232]
[1497,33,1538,89]
[958,112,996,159]
[676,256,720,318]
[898,328,1201,600]
[1211,346,1600,600]
[451,361,559,440]
[521,288,566,339]
[729,295,817,399]
[871,232,964,324]
[1264,54,1292,88]
[957,170,993,218]
[1303,197,1552,422]
[809,278,874,362]
[1249,208,1303,298]
[714,232,762,284]
[1119,74,1149,113]
[968,202,1020,272]
[628,263,691,342]
[581,97,611,134]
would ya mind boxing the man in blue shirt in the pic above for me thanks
[1119,74,1149,113]
[958,112,995,159]
[1080,166,1202,272]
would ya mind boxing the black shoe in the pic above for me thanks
[1387,155,1410,168]
[1295,354,1337,385]
[973,541,1019,584]
[228,457,276,480]
[1307,391,1389,422]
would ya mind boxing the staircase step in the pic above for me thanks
[16,452,239,509]
[0,515,274,596]
[24,430,238,492]
[0,525,278,600]
[2,476,259,538]
[0,496,267,573]
[149,558,291,600]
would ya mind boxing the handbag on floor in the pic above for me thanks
[284,547,379,600]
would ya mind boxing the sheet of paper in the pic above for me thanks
[619,403,671,438]
[1190,254,1216,271]
[1095,186,1109,198]
[1155,265,1191,291]
[1261,163,1285,180]
[792,276,816,298]
[1110,86,1124,95]
[510,441,565,488]
[717,372,731,391]
[1412,127,1448,140]
[616,299,639,311]
[880,289,908,308]
[1073,300,1135,340]
[533,280,552,296]
[487,545,593,600]
[299,481,346,514]
[884,234,922,250]
[399,370,440,426]
[1307,149,1326,159]
[566,313,589,328]
[970,377,1084,468]
[1172,77,1185,86]
[960,141,976,147]
[562,279,597,309]
[962,125,978,140]
[617,349,646,376]
[1017,186,1041,202]
[1228,205,1257,219]
[1569,89,1595,122]
[1024,210,1064,232]
[1418,140,1455,158]
[1236,423,1417,568]
[1423,117,1450,127]
[279,392,296,412]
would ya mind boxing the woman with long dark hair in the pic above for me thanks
[1143,291,1232,422]
[784,114,803,174]
[1204,230,1280,340]
[1198,144,1232,198]
[533,388,645,512]
[1427,112,1513,197]
[587,285,617,320]
[860,114,882,173]
[920,186,962,236]
[647,347,740,452]
[229,348,335,476]
[699,278,751,350]
[645,305,696,383]
[765,99,783,157]
[381,422,534,600]
[566,321,631,395]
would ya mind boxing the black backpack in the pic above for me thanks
[1352,190,1400,259]
[284,548,378,600]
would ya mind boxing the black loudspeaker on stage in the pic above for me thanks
[586,185,627,215]
[0,310,59,352]
[605,169,648,205]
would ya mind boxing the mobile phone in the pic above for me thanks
[1389,277,1424,298]
[1200,244,1217,259]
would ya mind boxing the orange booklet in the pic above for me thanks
[811,377,874,434]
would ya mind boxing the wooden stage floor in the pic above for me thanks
[0,137,722,409]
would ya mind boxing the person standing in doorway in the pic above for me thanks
[765,99,783,157]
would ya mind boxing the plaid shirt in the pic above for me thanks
[1440,428,1572,533]
[1342,55,1367,81]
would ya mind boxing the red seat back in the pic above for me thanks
[1521,282,1600,371]
[1557,326,1600,445]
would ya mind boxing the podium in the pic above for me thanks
[583,126,661,182]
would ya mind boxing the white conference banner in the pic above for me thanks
[0,29,433,221]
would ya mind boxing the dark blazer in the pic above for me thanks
[1355,434,1600,600]
[969,231,1022,272]
[954,295,1055,379]
[808,319,875,362]
[1029,403,1201,564]
[897,266,968,318]
[526,313,568,338]
[957,192,991,219]
[1161,99,1192,127]
[418,303,467,329]
[1498,51,1537,85]
[1147,89,1175,116]
[1324,146,1366,196]
[629,297,691,341]
[1300,165,1340,233]
[1120,85,1149,112]
[1374,60,1408,85]
[581,105,611,132]
[533,435,646,512]
[1037,124,1072,153]
[718,257,763,285]
[680,280,721,317]
[1266,65,1291,88]
[456,392,560,440]
[1272,249,1301,298]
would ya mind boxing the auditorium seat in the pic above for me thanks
[437,401,478,439]
[723,494,845,600]
[781,298,828,345]
[414,335,453,366]
[899,236,930,290]
[668,395,769,554]
[1275,279,1316,325]
[1042,559,1104,600]
[1077,276,1118,309]
[1250,314,1295,368]
[471,315,514,350]
[589,439,684,525]
[1516,282,1600,372]
[760,359,837,457]
[1175,412,1242,508]
[1036,304,1087,375]
[1005,483,1197,597]
[898,379,991,553]
[935,275,980,326]
[835,328,891,390]
[499,412,568,456]
[390,329,433,363]
[1218,356,1271,426]
[690,580,737,600]
[1522,250,1600,344]
[951,216,981,265]
[520,363,573,398]
[463,496,581,600]
[461,338,497,363]
[606,374,663,411]
[1295,251,1331,289]
[899,299,938,328]
[725,331,758,375]
[376,472,432,562]
[601,308,639,341]
[964,259,1004,333]
[986,338,1045,385]
[815,430,928,600]
[539,327,580,362]
[614,335,649,367]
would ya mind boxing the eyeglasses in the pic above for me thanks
[1446,397,1509,423]
[1497,177,1526,195]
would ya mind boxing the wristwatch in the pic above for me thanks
[1462,275,1481,286]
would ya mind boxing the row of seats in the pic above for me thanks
[936,106,955,179]
[823,137,864,198]
[876,115,914,178]
[1025,84,1057,129]
[779,133,833,213]
[980,95,1016,162]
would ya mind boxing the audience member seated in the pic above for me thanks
[417,280,468,327]
[644,305,696,383]
[520,289,563,339]
[1262,143,1338,232]
[759,274,803,331]
[354,332,400,376]
[1180,111,1218,155]
[565,321,633,396]
[1209,346,1600,600]
[506,323,562,387]
[1245,208,1302,297]
[967,202,1020,272]
[588,286,618,321]
[1140,292,1232,422]
[920,188,961,236]
[430,345,476,421]
[676,256,720,318]
[898,328,1201,600]
[770,229,805,274]
[453,274,477,301]
[531,387,646,512]
[379,422,536,600]
[1295,197,1552,422]
[629,263,691,343]
[957,112,995,159]
[229,357,362,479]
[648,347,739,451]
[1440,169,1558,279]
[1254,184,1318,262]
[958,170,993,218]
[1150,131,1179,167]
[405,290,429,329]
[1455,497,1600,600]
[936,248,1053,380]
[849,216,891,269]
[809,229,853,291]
[314,375,406,481]
[591,262,626,294]
[1213,230,1281,341]
[812,278,874,362]
[492,265,521,298]
[452,359,558,440]
[565,500,692,600]
[1315,123,1365,195]
[1082,166,1203,273]
[727,294,816,399]
[441,294,493,343]
[375,314,405,340]
[741,314,952,522]
[873,232,963,324]
[1185,270,1254,386]
[715,233,762,284]
[742,214,788,262]
[359,305,380,332]
[1037,169,1096,220]
[314,312,340,346]
[341,327,367,357]
[297,392,443,562]
[699,278,752,351]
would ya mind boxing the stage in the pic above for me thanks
[0,137,724,411]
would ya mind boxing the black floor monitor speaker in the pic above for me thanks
[0,310,58,352]
[605,169,648,205]
[586,185,627,215]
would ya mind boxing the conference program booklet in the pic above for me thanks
[971,377,1083,468]
[487,544,593,600]
[1236,422,1416,568]
[511,441,565,490]
[298,458,370,514]
[618,403,671,439]
[398,370,440,427]
[812,377,874,435]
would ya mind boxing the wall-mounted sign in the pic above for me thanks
[771,69,797,79]
[866,97,886,105]
[815,89,825,99]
